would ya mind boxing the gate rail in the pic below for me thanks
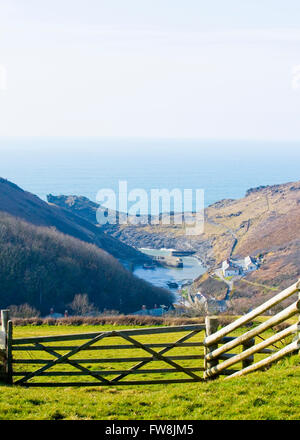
[203,279,300,379]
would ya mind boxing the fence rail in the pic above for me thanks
[204,279,300,379]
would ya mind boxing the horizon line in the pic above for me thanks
[0,136,300,143]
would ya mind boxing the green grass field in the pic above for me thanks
[0,324,299,420]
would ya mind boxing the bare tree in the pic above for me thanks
[8,303,40,318]
[68,294,98,316]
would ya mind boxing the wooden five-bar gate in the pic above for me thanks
[0,279,299,387]
[0,323,208,387]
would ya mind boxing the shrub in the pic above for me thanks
[11,314,206,327]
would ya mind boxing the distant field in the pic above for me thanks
[0,324,299,420]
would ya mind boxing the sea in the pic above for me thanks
[1,137,299,292]
[1,138,300,210]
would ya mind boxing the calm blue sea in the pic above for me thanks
[0,138,299,212]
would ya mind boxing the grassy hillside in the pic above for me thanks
[0,213,173,315]
[0,178,148,263]
[0,324,299,420]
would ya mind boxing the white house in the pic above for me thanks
[193,292,222,314]
[222,256,258,277]
[222,259,240,277]
[243,256,257,272]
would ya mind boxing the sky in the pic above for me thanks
[0,0,300,140]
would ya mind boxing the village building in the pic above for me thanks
[194,292,226,314]
[222,256,258,277]
[243,256,257,272]
[222,259,240,277]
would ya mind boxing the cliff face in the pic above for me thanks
[47,193,214,265]
[47,194,106,225]
[193,181,300,300]
[0,178,149,264]
[205,181,300,260]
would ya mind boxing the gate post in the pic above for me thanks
[204,316,219,380]
[6,321,13,385]
[1,309,9,335]
[0,310,9,383]
[0,310,13,384]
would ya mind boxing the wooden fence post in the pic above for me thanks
[293,290,300,355]
[205,280,300,346]
[242,338,255,369]
[6,321,13,385]
[298,291,300,355]
[204,316,219,379]
[1,310,9,334]
[0,310,11,384]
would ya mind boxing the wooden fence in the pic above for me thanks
[0,279,299,386]
[203,279,300,379]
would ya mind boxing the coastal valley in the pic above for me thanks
[48,180,300,314]
[0,177,299,316]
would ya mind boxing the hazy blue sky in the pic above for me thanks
[0,1,299,140]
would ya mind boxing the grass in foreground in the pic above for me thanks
[0,324,299,420]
